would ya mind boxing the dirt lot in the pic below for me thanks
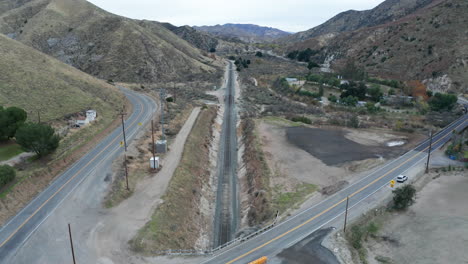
[286,126,415,166]
[364,170,468,264]
[258,119,421,191]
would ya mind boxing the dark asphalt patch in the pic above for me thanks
[277,227,340,264]
[286,127,403,166]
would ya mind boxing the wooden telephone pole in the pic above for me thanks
[425,130,433,173]
[119,107,128,152]
[124,154,129,190]
[343,196,350,233]
[68,224,77,264]
[151,119,156,170]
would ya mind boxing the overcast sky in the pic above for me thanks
[87,0,383,32]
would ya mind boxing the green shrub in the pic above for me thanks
[0,164,15,188]
[290,116,312,124]
[392,185,416,210]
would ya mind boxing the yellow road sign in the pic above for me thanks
[138,122,142,126]
[120,141,124,146]
[390,180,395,185]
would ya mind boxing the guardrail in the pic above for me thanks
[152,211,280,256]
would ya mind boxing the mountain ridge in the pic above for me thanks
[194,23,291,43]
[0,0,222,84]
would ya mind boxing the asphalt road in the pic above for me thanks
[0,87,157,262]
[201,113,468,264]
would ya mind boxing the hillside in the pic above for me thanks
[280,0,437,43]
[159,23,247,54]
[284,0,467,93]
[194,23,291,43]
[0,0,221,84]
[0,33,123,121]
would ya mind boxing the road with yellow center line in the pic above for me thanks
[0,87,157,262]
[202,114,467,264]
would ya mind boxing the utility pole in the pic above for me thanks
[119,107,127,152]
[37,110,41,124]
[124,154,129,191]
[160,89,166,140]
[151,119,156,170]
[343,196,350,233]
[173,83,177,102]
[425,130,433,173]
[68,224,77,264]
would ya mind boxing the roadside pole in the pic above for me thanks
[343,196,349,233]
[151,119,156,170]
[425,130,433,173]
[68,224,76,264]
[119,107,128,152]
[124,154,129,191]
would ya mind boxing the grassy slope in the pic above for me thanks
[0,33,123,121]
[0,0,222,83]
[131,106,217,252]
[0,143,23,161]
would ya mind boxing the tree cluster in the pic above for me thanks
[233,57,251,71]
[16,122,60,157]
[0,106,27,140]
[367,77,402,88]
[340,82,367,100]
[307,73,340,87]
[428,92,458,112]
[0,105,60,157]
[287,48,320,62]
[339,60,367,81]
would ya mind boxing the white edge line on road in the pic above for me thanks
[1,91,156,260]
[281,154,428,252]
[200,117,465,263]
[0,92,142,233]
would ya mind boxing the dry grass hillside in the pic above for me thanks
[0,0,222,84]
[286,0,468,93]
[0,33,123,121]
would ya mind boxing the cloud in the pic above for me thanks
[87,0,383,32]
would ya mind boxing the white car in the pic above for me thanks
[396,175,408,183]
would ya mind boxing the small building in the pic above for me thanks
[150,157,160,169]
[357,101,367,107]
[340,80,349,85]
[285,78,298,84]
[86,110,97,122]
[75,116,87,126]
[73,110,97,127]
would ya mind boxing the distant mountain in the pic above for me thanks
[159,23,248,53]
[194,23,291,43]
[279,0,436,43]
[283,0,468,93]
[0,0,221,84]
[0,33,123,121]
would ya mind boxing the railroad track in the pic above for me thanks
[214,62,238,247]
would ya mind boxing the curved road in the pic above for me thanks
[0,87,157,262]
[202,113,468,264]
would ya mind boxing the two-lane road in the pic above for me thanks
[0,88,157,262]
[202,113,468,264]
